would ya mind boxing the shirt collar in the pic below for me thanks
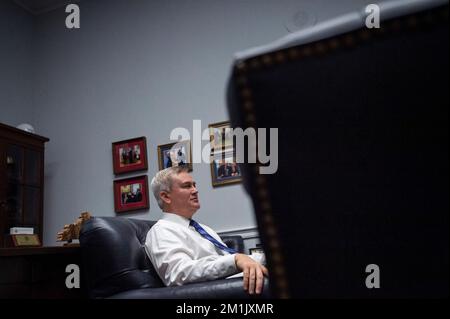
[161,212,191,228]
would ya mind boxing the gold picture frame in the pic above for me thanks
[11,234,41,247]
[208,121,234,153]
[210,148,242,187]
[157,140,193,172]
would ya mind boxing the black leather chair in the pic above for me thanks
[79,216,269,298]
[227,0,448,298]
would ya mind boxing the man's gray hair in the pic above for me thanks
[151,166,190,209]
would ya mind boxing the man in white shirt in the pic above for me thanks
[145,166,268,295]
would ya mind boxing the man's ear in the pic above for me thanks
[160,191,171,205]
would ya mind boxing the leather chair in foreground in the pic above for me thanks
[227,0,448,298]
[79,216,269,298]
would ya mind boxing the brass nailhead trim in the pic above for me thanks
[241,88,252,99]
[243,101,253,111]
[277,279,289,294]
[236,62,247,72]
[268,239,280,250]
[275,52,286,63]
[328,38,340,50]
[358,29,371,41]
[258,188,268,198]
[262,55,273,65]
[256,175,266,186]
[271,251,282,263]
[301,46,312,57]
[343,34,355,46]
[250,59,261,70]
[260,200,271,212]
[288,48,299,59]
[265,227,277,238]
[234,85,291,297]
[314,42,327,55]
[263,213,274,224]
[279,292,290,299]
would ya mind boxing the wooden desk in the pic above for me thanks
[0,246,84,298]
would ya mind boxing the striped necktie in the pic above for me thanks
[189,219,237,254]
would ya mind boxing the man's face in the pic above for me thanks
[165,172,200,218]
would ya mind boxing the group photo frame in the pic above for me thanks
[112,136,148,175]
[208,121,234,153]
[210,148,242,187]
[113,175,149,213]
[209,121,242,187]
[157,140,193,171]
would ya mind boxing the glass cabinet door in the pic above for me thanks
[23,186,40,231]
[0,123,48,248]
[6,182,23,228]
[2,146,42,245]
[6,145,23,182]
[24,149,41,186]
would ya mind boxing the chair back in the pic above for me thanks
[79,217,164,298]
[227,0,448,298]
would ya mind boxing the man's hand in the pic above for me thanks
[235,253,269,295]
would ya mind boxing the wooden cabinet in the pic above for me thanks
[0,123,49,248]
[0,246,83,298]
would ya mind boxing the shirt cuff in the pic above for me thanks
[221,253,238,275]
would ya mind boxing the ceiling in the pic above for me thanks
[13,0,81,15]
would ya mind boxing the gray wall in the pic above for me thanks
[4,0,371,245]
[0,0,34,126]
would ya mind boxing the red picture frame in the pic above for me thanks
[114,175,150,213]
[112,137,148,175]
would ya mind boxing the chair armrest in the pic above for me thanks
[107,277,271,299]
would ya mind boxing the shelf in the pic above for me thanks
[0,246,80,257]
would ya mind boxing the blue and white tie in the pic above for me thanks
[190,219,237,254]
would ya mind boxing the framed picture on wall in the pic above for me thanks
[157,140,193,171]
[114,175,149,213]
[208,121,234,153]
[112,137,148,175]
[210,148,242,187]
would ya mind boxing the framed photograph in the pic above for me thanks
[209,121,234,153]
[112,137,148,175]
[210,148,242,187]
[11,234,41,247]
[114,175,149,213]
[157,140,193,171]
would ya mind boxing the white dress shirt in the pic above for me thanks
[145,212,239,286]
